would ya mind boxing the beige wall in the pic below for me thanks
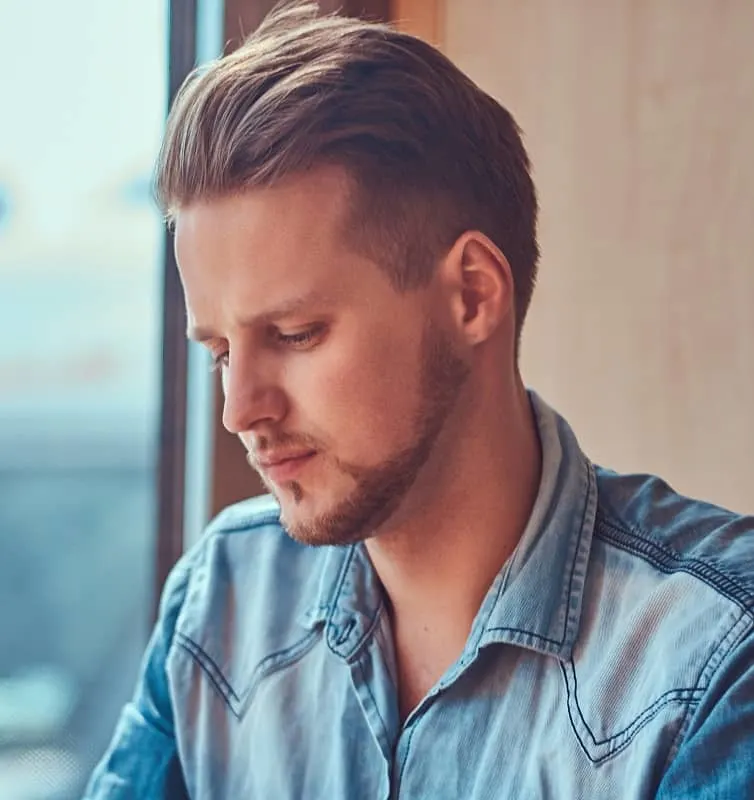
[444,0,754,514]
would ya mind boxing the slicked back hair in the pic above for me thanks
[156,2,540,344]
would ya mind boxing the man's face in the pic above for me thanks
[174,168,469,546]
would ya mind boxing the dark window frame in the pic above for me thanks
[154,0,198,612]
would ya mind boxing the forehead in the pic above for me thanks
[172,166,425,340]
[173,168,361,311]
[175,166,352,269]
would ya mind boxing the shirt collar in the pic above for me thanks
[301,390,598,663]
[299,542,384,661]
[468,390,598,661]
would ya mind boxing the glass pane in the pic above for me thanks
[0,2,167,797]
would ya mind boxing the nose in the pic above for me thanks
[220,348,286,435]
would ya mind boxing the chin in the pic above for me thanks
[279,482,406,549]
[275,486,330,541]
[276,491,366,548]
[281,513,356,548]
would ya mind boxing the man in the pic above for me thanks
[84,3,754,798]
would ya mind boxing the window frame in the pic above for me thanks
[154,0,199,611]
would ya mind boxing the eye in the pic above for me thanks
[274,325,325,348]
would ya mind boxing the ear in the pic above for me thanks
[439,231,516,347]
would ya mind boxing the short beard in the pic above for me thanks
[281,322,470,546]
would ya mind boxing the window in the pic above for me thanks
[0,2,167,796]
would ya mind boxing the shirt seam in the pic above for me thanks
[662,609,754,770]
[561,657,704,764]
[595,513,754,613]
[175,627,322,719]
[356,655,392,757]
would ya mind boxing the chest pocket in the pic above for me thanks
[561,560,745,764]
[560,656,703,764]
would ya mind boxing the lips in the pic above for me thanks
[256,451,317,483]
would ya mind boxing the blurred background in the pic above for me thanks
[0,1,167,796]
[0,0,752,797]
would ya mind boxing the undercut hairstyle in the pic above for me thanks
[155,1,540,343]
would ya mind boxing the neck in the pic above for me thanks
[365,376,542,647]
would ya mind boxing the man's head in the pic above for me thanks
[159,3,539,545]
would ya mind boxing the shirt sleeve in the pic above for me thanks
[81,553,194,800]
[655,625,754,798]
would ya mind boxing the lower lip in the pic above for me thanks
[263,453,316,483]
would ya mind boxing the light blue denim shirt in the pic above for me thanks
[84,392,754,799]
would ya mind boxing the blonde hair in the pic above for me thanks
[155,1,539,336]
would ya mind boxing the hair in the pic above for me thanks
[155,1,539,344]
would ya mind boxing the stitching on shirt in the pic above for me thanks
[560,659,702,764]
[484,626,564,648]
[333,545,357,607]
[565,685,699,765]
[344,600,385,663]
[239,628,322,714]
[470,561,508,653]
[325,547,385,660]
[595,514,754,613]
[659,639,722,774]
[601,526,750,608]
[396,713,422,790]
[559,459,594,644]
[175,633,240,708]
[175,628,321,719]
[373,607,397,687]
[662,608,753,772]
[356,656,390,754]
[335,618,356,646]
[569,658,703,743]
[484,458,595,653]
[325,546,357,648]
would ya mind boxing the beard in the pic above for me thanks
[254,322,471,547]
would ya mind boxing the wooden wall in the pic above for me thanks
[443,0,754,514]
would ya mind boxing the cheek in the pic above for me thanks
[289,328,421,457]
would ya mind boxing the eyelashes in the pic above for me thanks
[207,324,327,372]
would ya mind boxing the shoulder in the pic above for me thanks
[177,494,331,624]
[566,468,754,762]
[165,494,334,672]
[583,467,754,708]
[203,492,284,540]
[189,493,313,584]
[593,467,754,609]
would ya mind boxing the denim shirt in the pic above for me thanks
[84,392,754,799]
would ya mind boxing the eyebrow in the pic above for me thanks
[186,290,334,342]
